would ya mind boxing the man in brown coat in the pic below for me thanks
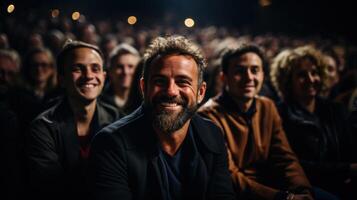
[199,44,313,200]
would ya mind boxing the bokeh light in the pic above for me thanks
[7,4,15,13]
[72,11,80,21]
[184,18,195,28]
[127,16,137,25]
[51,9,60,18]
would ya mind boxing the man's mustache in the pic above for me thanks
[152,95,187,106]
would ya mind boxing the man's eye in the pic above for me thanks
[153,78,166,85]
[92,65,101,73]
[251,66,260,74]
[72,66,81,72]
[176,79,190,86]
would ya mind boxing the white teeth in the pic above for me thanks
[161,102,177,107]
[84,84,95,88]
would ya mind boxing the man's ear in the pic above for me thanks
[139,77,145,96]
[197,81,207,104]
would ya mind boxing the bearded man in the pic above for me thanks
[88,35,235,200]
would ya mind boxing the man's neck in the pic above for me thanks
[155,121,190,157]
[33,81,47,97]
[113,85,129,100]
[233,98,254,113]
[297,97,316,113]
[68,98,97,136]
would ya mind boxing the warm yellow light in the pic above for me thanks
[127,16,137,25]
[72,11,80,21]
[184,18,195,28]
[51,9,60,18]
[259,0,272,7]
[7,4,15,13]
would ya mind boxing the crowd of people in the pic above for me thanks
[1,11,357,200]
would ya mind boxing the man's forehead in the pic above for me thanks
[229,52,263,65]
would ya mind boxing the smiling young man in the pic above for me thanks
[26,40,118,200]
[101,43,140,114]
[199,44,313,200]
[88,36,235,200]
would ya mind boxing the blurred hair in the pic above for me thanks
[221,43,268,75]
[109,43,140,68]
[270,46,328,100]
[0,49,21,70]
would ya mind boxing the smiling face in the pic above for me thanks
[291,58,321,102]
[109,53,139,90]
[61,47,106,105]
[141,54,206,134]
[223,52,264,105]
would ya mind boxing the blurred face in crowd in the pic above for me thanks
[223,52,264,104]
[109,53,140,90]
[0,56,19,87]
[323,55,339,88]
[29,52,54,84]
[141,54,206,134]
[61,47,106,104]
[291,58,321,102]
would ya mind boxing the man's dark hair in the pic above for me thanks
[221,43,268,74]
[142,35,206,87]
[56,39,104,76]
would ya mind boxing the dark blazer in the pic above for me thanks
[88,106,235,200]
[26,98,118,199]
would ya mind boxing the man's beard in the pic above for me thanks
[145,94,198,134]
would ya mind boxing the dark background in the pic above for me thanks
[0,0,355,42]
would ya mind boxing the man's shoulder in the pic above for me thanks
[198,98,225,114]
[93,106,147,149]
[31,101,63,127]
[97,100,120,121]
[191,115,226,153]
[255,96,279,113]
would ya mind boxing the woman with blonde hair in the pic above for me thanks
[271,46,356,199]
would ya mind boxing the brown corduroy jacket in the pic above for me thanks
[198,93,312,200]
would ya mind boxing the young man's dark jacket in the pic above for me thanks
[88,105,236,200]
[26,97,118,200]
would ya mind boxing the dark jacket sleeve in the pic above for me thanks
[88,130,132,200]
[26,118,65,198]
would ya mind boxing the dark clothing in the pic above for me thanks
[100,85,127,117]
[158,127,196,200]
[88,105,235,200]
[26,98,118,200]
[278,98,356,195]
[0,101,22,200]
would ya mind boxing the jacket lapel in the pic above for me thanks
[55,99,80,170]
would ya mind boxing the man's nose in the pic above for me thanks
[165,80,179,97]
[83,68,95,79]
